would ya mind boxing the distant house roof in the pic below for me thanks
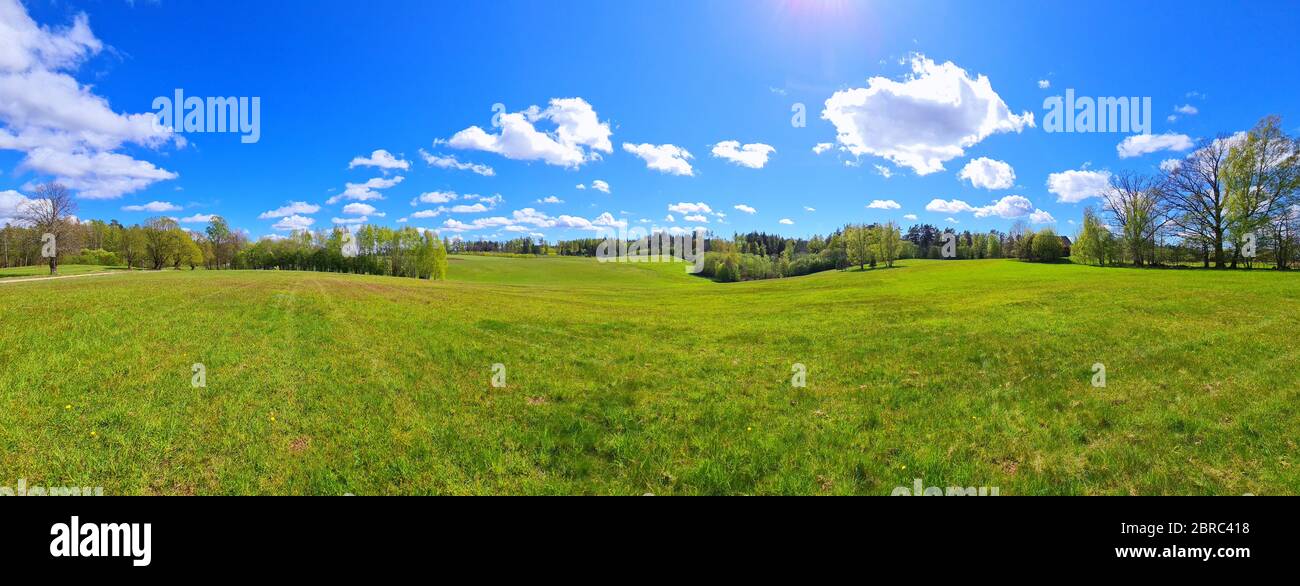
[1059,236,1073,246]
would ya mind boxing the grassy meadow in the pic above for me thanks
[0,256,1296,495]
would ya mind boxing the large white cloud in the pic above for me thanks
[20,148,177,199]
[1117,132,1193,158]
[443,97,611,168]
[821,55,1034,175]
[623,143,694,176]
[711,140,775,169]
[1047,169,1112,203]
[867,199,901,210]
[957,157,1016,190]
[0,1,178,198]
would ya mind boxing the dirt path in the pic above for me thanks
[0,271,121,285]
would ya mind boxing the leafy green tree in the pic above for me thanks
[875,221,901,267]
[1031,228,1064,262]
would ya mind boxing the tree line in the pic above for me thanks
[2,185,446,280]
[1075,115,1299,269]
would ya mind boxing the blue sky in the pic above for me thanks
[2,0,1298,240]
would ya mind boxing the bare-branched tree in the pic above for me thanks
[17,182,77,275]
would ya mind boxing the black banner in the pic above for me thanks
[0,497,1281,575]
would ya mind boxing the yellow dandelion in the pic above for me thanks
[90,431,97,437]
[65,404,71,410]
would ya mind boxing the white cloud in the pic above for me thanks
[0,188,32,225]
[867,199,901,210]
[668,202,712,215]
[1046,169,1112,203]
[19,149,177,199]
[444,97,612,168]
[821,54,1034,175]
[925,199,975,214]
[903,213,918,220]
[683,214,709,223]
[812,142,833,155]
[411,191,457,205]
[342,202,381,216]
[327,176,403,204]
[592,212,626,229]
[348,149,409,171]
[419,149,494,176]
[1175,104,1199,115]
[711,140,775,169]
[1029,209,1056,224]
[1037,80,1051,89]
[664,214,675,222]
[1117,133,1193,158]
[874,164,894,179]
[927,195,1041,219]
[448,203,489,213]
[945,217,960,224]
[803,206,816,212]
[957,157,1016,190]
[512,207,555,227]
[779,218,793,225]
[590,179,610,193]
[122,200,180,212]
[332,216,368,225]
[259,201,320,219]
[178,213,214,224]
[0,2,178,198]
[734,204,756,214]
[972,195,1035,219]
[623,143,694,176]
[537,196,563,204]
[271,214,314,232]
[1159,158,1182,173]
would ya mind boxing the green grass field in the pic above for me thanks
[1,256,1296,495]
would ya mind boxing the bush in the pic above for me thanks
[67,248,123,266]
